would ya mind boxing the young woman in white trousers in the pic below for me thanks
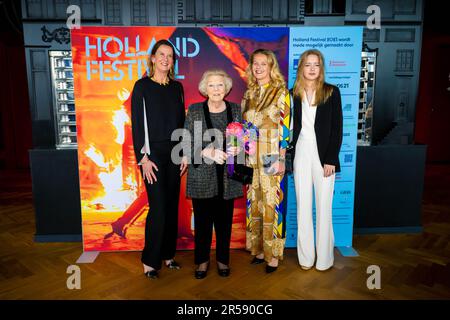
[289,49,343,271]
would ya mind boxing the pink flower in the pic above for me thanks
[226,122,244,138]
[246,140,257,155]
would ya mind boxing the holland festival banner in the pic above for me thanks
[285,27,363,248]
[71,26,289,252]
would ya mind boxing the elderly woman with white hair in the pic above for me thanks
[182,69,243,279]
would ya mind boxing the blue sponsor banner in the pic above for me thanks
[286,27,363,247]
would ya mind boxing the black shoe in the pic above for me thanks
[217,267,230,277]
[144,270,158,279]
[195,262,209,279]
[165,260,181,270]
[265,265,278,273]
[251,257,265,265]
[195,269,207,279]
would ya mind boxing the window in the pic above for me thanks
[55,0,69,19]
[394,0,416,15]
[385,28,415,42]
[132,0,148,25]
[305,0,345,15]
[184,0,195,21]
[81,0,97,19]
[315,0,330,14]
[331,0,345,14]
[289,0,305,21]
[159,0,174,25]
[104,0,122,25]
[252,0,273,21]
[395,49,414,72]
[26,0,44,18]
[363,29,380,42]
[211,0,232,21]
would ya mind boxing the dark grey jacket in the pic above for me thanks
[183,101,244,200]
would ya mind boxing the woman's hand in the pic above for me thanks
[268,160,285,176]
[323,164,336,177]
[180,156,188,176]
[277,160,286,176]
[141,157,158,184]
[226,145,240,157]
[202,148,227,165]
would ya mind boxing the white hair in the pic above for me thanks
[198,69,233,97]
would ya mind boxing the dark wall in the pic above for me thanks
[0,1,32,169]
[414,0,450,162]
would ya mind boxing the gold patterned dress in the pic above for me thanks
[242,83,291,262]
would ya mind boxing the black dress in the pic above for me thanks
[131,77,185,270]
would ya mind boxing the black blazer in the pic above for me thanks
[289,84,343,172]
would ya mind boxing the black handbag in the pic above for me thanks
[228,161,253,185]
[284,146,294,174]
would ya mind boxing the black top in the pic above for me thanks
[289,84,343,172]
[208,108,227,196]
[209,109,228,137]
[131,77,185,164]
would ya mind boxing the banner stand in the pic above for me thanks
[76,251,100,264]
[337,247,359,257]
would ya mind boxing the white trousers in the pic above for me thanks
[293,138,335,270]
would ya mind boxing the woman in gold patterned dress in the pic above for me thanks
[242,49,291,273]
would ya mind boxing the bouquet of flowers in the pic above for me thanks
[225,122,244,151]
[225,121,259,183]
[225,120,259,156]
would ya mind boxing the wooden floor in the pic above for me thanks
[0,166,449,300]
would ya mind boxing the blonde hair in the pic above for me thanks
[148,39,176,80]
[198,69,233,97]
[293,49,333,106]
[244,49,286,105]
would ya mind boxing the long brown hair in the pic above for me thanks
[244,49,286,111]
[293,49,333,106]
[148,39,176,79]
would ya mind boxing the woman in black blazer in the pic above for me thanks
[131,40,187,279]
[290,49,343,271]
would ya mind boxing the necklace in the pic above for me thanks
[304,88,315,107]
[151,76,169,86]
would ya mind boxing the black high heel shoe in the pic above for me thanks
[265,265,278,273]
[194,262,209,279]
[217,263,230,277]
[165,259,181,270]
[250,256,265,265]
[144,269,158,279]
